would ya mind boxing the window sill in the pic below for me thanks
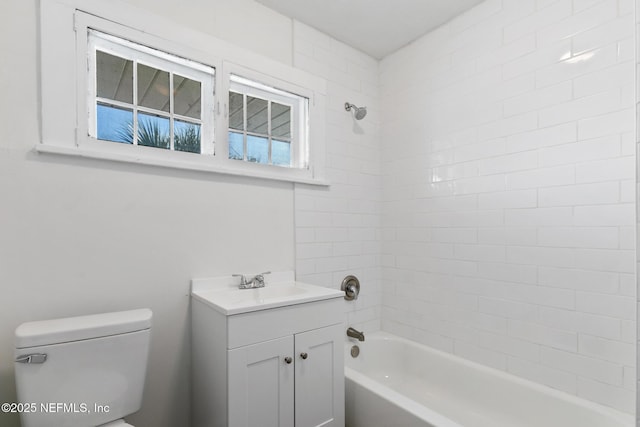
[35,143,330,187]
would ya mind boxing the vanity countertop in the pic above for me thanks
[191,271,343,315]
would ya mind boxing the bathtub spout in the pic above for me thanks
[347,327,365,342]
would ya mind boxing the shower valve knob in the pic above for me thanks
[341,275,360,301]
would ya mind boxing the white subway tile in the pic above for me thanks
[454,244,506,262]
[536,1,618,48]
[538,227,619,249]
[503,0,572,43]
[578,108,635,140]
[508,357,577,394]
[538,182,620,207]
[507,246,576,269]
[538,306,621,340]
[505,207,573,227]
[621,319,635,343]
[502,39,572,81]
[572,13,634,55]
[477,112,538,141]
[508,319,578,352]
[454,137,506,162]
[535,44,618,89]
[501,281,576,309]
[538,266,620,294]
[538,89,621,128]
[574,204,635,226]
[573,248,635,273]
[479,297,539,321]
[576,291,635,320]
[431,228,478,244]
[453,175,506,194]
[478,151,538,175]
[506,122,576,153]
[579,334,635,366]
[573,62,634,99]
[540,347,624,386]
[539,135,621,167]
[479,189,538,209]
[478,227,538,245]
[454,340,507,370]
[477,262,538,284]
[575,156,635,183]
[618,272,635,296]
[504,81,572,118]
[506,165,575,189]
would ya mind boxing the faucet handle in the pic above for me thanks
[232,274,247,286]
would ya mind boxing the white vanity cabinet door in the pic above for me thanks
[228,336,295,427]
[295,324,344,427]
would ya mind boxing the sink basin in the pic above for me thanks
[191,272,343,315]
[226,285,307,304]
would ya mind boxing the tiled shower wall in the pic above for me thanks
[380,0,635,413]
[293,23,382,333]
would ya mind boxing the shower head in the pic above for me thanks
[345,102,367,120]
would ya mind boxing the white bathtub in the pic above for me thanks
[344,332,633,427]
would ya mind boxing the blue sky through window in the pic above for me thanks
[97,104,132,143]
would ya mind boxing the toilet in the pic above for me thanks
[14,309,152,427]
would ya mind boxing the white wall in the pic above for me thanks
[380,0,636,414]
[0,1,380,427]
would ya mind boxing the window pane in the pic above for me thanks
[174,75,201,119]
[229,131,244,160]
[247,135,268,164]
[229,92,244,131]
[138,63,170,112]
[96,51,133,104]
[272,139,291,167]
[175,120,201,153]
[271,102,291,138]
[137,112,170,149]
[97,103,133,143]
[246,96,268,134]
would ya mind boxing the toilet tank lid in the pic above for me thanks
[15,309,152,349]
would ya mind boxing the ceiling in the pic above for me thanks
[255,0,485,59]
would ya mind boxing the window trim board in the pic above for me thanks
[39,0,328,186]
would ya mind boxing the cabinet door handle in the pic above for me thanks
[300,352,308,360]
[284,356,292,364]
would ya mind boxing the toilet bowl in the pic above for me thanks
[14,309,152,427]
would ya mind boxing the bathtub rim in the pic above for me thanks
[344,331,634,426]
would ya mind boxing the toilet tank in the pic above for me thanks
[14,309,152,427]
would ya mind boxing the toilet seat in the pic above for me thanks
[97,420,133,427]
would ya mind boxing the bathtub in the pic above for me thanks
[344,332,633,427]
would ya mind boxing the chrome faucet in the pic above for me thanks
[346,327,365,342]
[232,272,271,289]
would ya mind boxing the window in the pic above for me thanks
[228,75,308,169]
[39,1,327,185]
[88,30,215,155]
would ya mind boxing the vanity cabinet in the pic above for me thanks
[228,323,343,427]
[192,288,344,427]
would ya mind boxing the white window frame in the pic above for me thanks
[226,74,306,168]
[38,0,327,186]
[87,29,216,155]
